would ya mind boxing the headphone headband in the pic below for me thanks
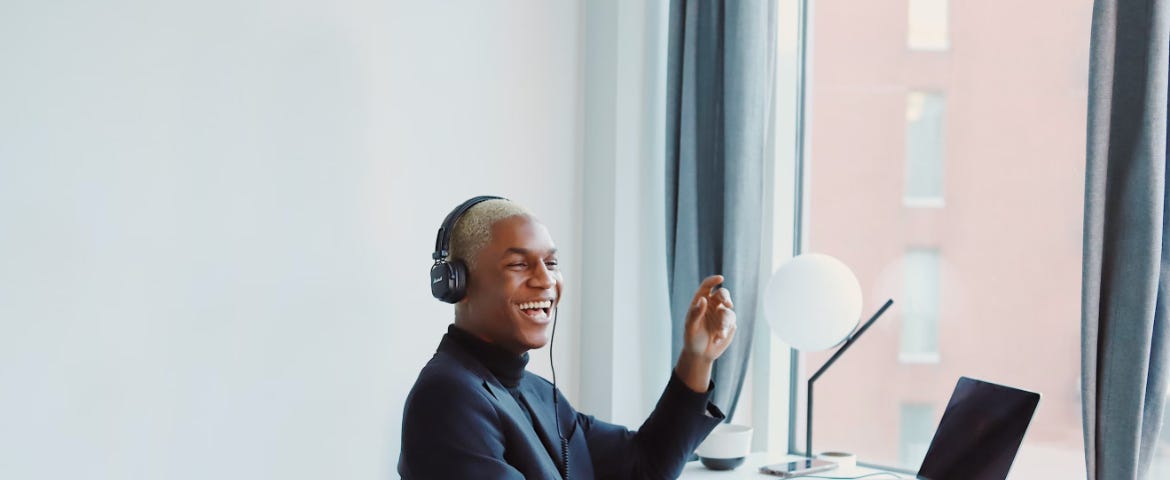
[432,195,506,261]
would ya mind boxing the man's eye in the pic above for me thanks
[509,263,527,268]
[545,261,558,269]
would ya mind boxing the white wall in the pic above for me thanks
[0,1,582,478]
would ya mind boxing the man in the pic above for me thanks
[399,197,737,479]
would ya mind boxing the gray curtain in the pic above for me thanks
[1082,0,1170,478]
[665,0,775,417]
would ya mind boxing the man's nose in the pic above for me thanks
[530,262,556,288]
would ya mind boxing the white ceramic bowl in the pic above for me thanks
[696,424,753,470]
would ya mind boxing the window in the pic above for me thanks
[908,0,949,50]
[901,249,940,363]
[904,92,946,207]
[899,403,936,469]
[781,0,1095,476]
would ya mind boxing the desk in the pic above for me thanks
[680,453,908,479]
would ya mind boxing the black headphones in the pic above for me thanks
[430,195,507,303]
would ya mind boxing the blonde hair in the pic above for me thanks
[448,199,532,270]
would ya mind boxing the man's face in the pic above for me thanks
[462,215,563,354]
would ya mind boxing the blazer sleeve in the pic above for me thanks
[579,370,725,479]
[398,374,525,480]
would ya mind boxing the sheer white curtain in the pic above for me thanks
[577,0,676,427]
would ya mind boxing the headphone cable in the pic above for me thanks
[550,306,569,479]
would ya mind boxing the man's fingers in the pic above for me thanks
[690,275,724,308]
[712,308,737,347]
[721,308,737,335]
[700,274,724,287]
[687,296,708,328]
[720,321,738,345]
[714,304,735,329]
[709,287,733,309]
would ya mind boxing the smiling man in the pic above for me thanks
[399,197,737,479]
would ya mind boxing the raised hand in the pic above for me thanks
[675,275,738,392]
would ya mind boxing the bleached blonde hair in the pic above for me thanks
[448,199,533,270]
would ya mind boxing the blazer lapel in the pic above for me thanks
[481,378,564,477]
[435,334,563,478]
[519,379,577,463]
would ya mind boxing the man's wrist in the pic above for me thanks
[675,352,715,393]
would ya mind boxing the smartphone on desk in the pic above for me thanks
[759,458,837,477]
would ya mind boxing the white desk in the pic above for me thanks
[680,453,909,479]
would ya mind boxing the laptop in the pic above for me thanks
[914,376,1041,480]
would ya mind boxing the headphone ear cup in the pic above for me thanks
[430,262,454,303]
[445,260,469,303]
[431,261,470,304]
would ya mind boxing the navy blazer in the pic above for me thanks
[398,332,725,479]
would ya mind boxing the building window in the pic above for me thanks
[790,0,1093,474]
[908,0,949,50]
[904,92,946,207]
[900,403,936,469]
[901,248,940,363]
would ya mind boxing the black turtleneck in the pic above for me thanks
[446,324,530,387]
[446,324,562,468]
[445,324,548,434]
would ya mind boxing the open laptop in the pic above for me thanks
[914,376,1041,480]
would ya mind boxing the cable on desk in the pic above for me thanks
[788,473,909,479]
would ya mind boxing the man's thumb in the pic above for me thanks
[689,296,707,321]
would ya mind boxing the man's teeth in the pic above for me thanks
[518,300,553,310]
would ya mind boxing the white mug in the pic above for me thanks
[696,424,753,470]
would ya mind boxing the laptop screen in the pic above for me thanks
[917,377,1041,480]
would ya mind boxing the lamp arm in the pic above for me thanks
[805,299,895,457]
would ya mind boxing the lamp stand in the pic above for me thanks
[805,299,894,458]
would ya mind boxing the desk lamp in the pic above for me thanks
[763,253,894,461]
